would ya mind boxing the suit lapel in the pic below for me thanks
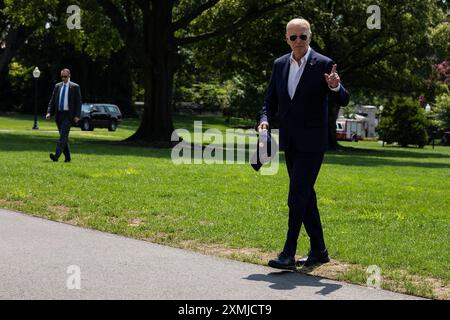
[57,83,63,107]
[282,55,291,99]
[67,83,72,106]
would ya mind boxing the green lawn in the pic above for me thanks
[0,114,449,299]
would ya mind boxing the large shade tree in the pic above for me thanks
[2,0,447,148]
[1,0,295,137]
[94,0,294,146]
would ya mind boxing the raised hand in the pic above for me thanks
[324,64,340,89]
[257,122,269,132]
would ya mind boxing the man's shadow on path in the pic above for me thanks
[244,271,342,296]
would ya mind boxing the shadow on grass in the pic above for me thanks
[324,154,450,169]
[244,271,342,296]
[173,115,255,131]
[0,132,171,160]
[324,145,450,169]
[328,145,450,159]
[1,132,450,169]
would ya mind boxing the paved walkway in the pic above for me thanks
[0,208,423,300]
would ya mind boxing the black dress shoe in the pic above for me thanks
[268,252,296,270]
[296,249,330,267]
[64,158,71,163]
[49,153,58,162]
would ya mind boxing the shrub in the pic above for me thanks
[226,75,266,121]
[378,96,428,148]
[175,83,229,112]
[433,93,450,130]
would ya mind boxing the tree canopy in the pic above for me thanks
[1,0,448,146]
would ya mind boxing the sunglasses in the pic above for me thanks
[289,34,308,41]
[61,75,68,78]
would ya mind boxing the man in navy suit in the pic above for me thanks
[258,18,350,270]
[46,68,82,162]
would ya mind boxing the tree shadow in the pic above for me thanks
[0,132,172,160]
[324,154,450,169]
[1,132,449,169]
[244,271,342,296]
[329,145,450,159]
[173,114,254,132]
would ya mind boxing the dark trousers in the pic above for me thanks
[282,149,325,257]
[55,111,71,160]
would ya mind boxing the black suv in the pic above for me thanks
[79,103,122,131]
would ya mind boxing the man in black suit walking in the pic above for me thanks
[46,68,82,162]
[258,18,350,270]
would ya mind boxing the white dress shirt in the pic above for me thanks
[288,47,311,99]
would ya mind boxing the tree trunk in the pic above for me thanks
[125,1,177,147]
[0,65,13,111]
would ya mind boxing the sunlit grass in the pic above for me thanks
[0,114,449,298]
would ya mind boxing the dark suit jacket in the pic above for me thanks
[47,82,82,119]
[260,48,350,152]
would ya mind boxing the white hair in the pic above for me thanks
[286,18,311,35]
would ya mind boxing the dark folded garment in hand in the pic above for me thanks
[251,130,278,171]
